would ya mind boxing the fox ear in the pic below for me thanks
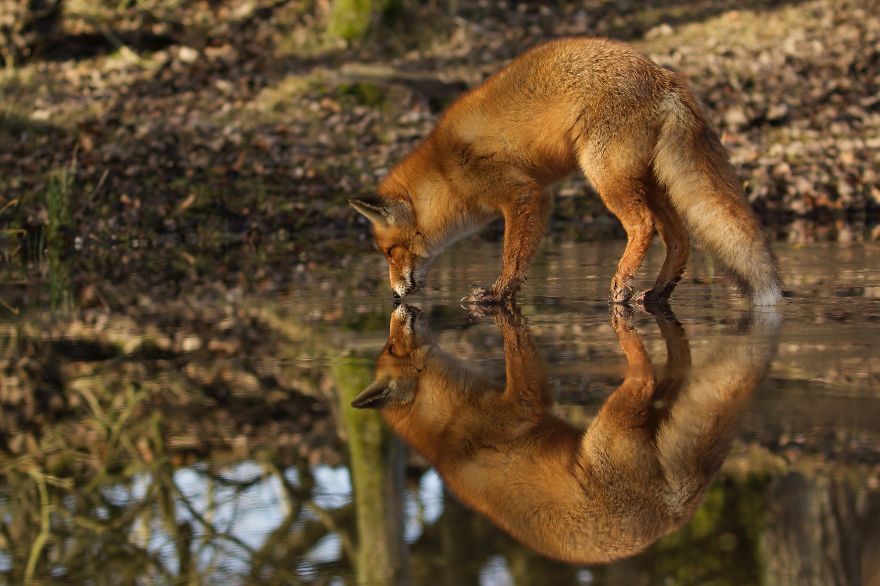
[350,196,414,227]
[350,197,393,227]
[351,378,391,409]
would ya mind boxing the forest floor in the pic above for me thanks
[1,0,879,280]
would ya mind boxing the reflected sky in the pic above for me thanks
[1,238,879,584]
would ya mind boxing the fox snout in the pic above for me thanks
[391,303,423,333]
[390,269,425,298]
[392,279,421,298]
[388,304,431,349]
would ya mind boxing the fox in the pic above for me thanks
[352,303,779,564]
[350,36,782,306]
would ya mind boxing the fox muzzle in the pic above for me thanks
[392,272,422,298]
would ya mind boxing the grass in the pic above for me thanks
[40,161,76,311]
[45,162,73,240]
[0,198,23,235]
[1,158,76,313]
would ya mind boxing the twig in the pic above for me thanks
[306,500,355,561]
[89,169,110,200]
[24,470,51,585]
[0,297,19,315]
[0,198,18,215]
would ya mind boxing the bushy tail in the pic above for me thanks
[652,90,782,305]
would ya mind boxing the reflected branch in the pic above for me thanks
[23,470,50,586]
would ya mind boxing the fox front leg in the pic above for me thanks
[464,186,550,306]
[494,304,553,406]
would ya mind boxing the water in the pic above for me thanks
[1,236,879,585]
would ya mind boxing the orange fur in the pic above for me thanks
[353,304,779,563]
[351,37,782,304]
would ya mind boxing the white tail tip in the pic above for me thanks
[750,286,783,306]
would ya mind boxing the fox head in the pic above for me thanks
[350,196,434,298]
[351,304,433,409]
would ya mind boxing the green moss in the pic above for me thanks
[254,72,327,113]
[621,474,772,586]
[336,81,388,108]
[326,0,381,42]
[342,309,387,333]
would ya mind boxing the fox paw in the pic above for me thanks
[609,284,634,304]
[632,288,673,313]
[633,288,667,303]
[462,286,499,306]
[609,303,635,326]
[461,288,498,317]
[461,287,517,317]
[461,287,501,305]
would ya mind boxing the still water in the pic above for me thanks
[1,236,879,585]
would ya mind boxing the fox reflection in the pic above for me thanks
[353,304,778,564]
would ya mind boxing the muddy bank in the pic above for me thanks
[1,0,879,273]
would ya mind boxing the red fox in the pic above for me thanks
[352,304,779,563]
[350,37,782,305]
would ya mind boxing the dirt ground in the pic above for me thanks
[1,0,879,271]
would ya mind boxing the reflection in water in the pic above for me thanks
[2,240,879,583]
[355,303,780,564]
[335,361,409,585]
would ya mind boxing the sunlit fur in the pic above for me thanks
[354,305,780,563]
[352,37,782,304]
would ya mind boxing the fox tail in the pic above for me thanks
[652,89,782,305]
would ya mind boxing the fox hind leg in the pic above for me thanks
[636,181,690,304]
[586,171,655,304]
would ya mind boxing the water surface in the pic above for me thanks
[1,237,878,585]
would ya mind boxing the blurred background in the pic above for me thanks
[1,0,878,263]
[1,1,879,584]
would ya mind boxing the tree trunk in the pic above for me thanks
[335,361,410,585]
